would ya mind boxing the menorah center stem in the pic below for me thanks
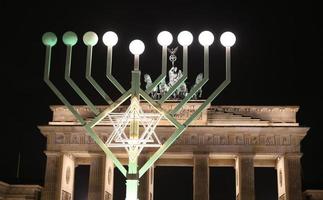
[134,55,139,70]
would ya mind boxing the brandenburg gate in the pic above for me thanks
[38,103,308,200]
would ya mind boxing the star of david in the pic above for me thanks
[105,100,163,161]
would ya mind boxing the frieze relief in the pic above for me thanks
[175,134,292,146]
[55,134,108,144]
[53,132,294,146]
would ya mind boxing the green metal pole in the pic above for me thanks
[126,54,142,200]
[84,125,127,176]
[183,47,231,126]
[106,46,126,93]
[64,45,100,115]
[139,89,181,128]
[44,46,86,125]
[85,45,113,104]
[170,45,210,115]
[44,44,128,177]
[87,90,131,128]
[145,45,167,93]
[139,125,186,177]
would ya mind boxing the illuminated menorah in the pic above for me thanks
[42,30,236,200]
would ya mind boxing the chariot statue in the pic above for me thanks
[144,47,203,100]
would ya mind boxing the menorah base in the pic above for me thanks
[126,179,139,200]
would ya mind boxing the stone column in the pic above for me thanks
[235,155,255,200]
[193,153,209,200]
[59,154,75,200]
[276,154,302,200]
[138,155,154,200]
[41,152,60,200]
[104,156,114,200]
[41,152,75,200]
[88,154,105,200]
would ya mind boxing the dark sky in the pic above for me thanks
[1,0,323,199]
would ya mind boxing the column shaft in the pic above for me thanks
[88,155,105,200]
[285,155,302,200]
[41,154,59,200]
[138,155,154,200]
[104,156,114,200]
[236,155,255,200]
[193,153,209,200]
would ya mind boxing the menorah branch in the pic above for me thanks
[87,90,132,128]
[139,89,182,128]
[145,46,167,93]
[85,45,114,104]
[170,46,210,115]
[64,45,100,115]
[43,46,86,125]
[106,46,126,93]
[84,125,128,176]
[184,47,231,126]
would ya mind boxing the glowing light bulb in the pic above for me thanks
[220,31,236,47]
[177,31,193,46]
[198,31,214,46]
[42,32,57,46]
[157,31,173,46]
[83,31,98,46]
[103,31,118,46]
[62,31,78,46]
[129,40,145,55]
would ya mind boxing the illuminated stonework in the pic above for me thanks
[38,103,311,200]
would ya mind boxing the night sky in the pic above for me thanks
[1,1,323,199]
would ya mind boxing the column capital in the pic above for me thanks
[44,151,60,157]
[87,152,105,157]
[284,153,302,159]
[235,154,255,159]
[193,152,209,157]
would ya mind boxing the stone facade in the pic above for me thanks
[0,181,42,200]
[38,103,311,200]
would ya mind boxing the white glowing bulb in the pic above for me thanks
[177,31,193,46]
[157,31,173,46]
[129,40,145,55]
[198,31,214,46]
[220,31,236,47]
[102,31,118,46]
[83,31,98,46]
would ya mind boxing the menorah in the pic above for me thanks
[42,29,236,200]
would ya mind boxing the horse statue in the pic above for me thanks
[177,82,188,99]
[175,70,188,99]
[158,79,169,99]
[191,73,203,99]
[144,74,158,99]
[168,66,178,87]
